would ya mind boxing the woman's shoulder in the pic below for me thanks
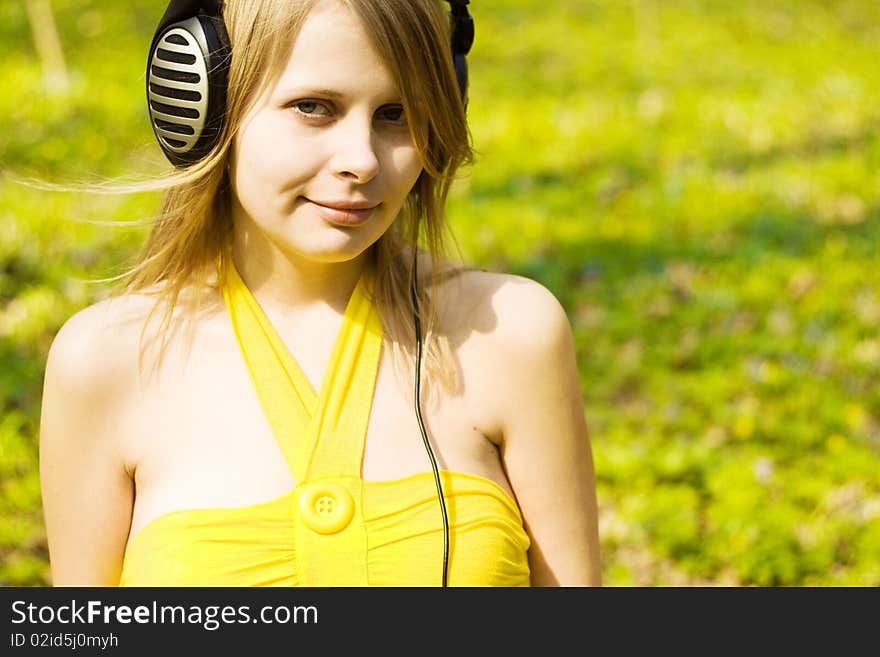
[44,287,191,393]
[424,255,572,350]
[424,257,576,442]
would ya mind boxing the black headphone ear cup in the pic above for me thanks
[453,53,469,106]
[147,14,231,167]
[446,2,474,107]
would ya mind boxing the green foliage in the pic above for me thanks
[1,0,878,586]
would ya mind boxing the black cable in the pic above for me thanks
[411,254,450,587]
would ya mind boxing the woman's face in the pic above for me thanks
[229,0,423,264]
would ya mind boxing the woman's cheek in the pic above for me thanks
[241,115,299,174]
[392,144,424,192]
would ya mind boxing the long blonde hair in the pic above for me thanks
[118,0,475,401]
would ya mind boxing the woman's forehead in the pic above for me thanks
[270,0,400,100]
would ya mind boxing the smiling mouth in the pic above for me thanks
[308,198,379,211]
[305,198,380,226]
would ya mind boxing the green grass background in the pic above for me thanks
[1,0,878,586]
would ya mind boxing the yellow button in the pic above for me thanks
[298,482,355,534]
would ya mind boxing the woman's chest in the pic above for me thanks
[120,325,514,546]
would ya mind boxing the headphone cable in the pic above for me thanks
[411,253,450,587]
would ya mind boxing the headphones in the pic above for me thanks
[147,0,475,587]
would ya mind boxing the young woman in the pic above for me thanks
[39,0,601,586]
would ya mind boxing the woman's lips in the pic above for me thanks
[306,199,379,226]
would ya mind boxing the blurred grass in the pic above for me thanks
[1,0,878,586]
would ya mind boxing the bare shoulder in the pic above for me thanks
[45,292,158,393]
[427,258,576,431]
[41,288,186,494]
[480,271,570,345]
[427,259,572,350]
[46,277,222,377]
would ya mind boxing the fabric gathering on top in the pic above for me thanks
[117,250,531,586]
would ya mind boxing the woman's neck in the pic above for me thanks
[228,234,370,316]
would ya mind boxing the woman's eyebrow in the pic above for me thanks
[276,87,346,99]
[275,86,403,103]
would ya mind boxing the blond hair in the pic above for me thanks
[116,0,475,402]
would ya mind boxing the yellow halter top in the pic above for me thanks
[118,252,531,586]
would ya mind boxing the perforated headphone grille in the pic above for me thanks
[147,19,210,155]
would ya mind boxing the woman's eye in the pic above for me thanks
[289,101,404,124]
[291,101,331,117]
[379,105,406,123]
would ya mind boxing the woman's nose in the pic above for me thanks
[329,113,380,184]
